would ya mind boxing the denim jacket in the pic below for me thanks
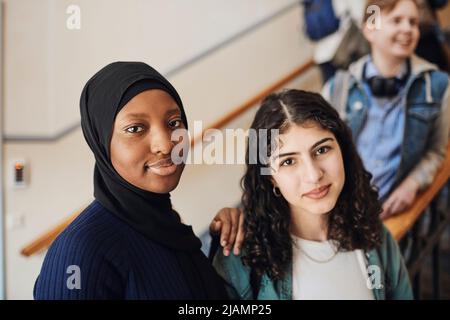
[213,226,413,300]
[322,55,450,194]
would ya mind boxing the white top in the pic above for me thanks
[313,0,366,64]
[292,236,374,300]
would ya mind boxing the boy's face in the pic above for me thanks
[364,0,420,60]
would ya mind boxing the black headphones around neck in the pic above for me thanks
[364,61,410,98]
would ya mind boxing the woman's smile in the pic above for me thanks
[146,158,178,176]
[302,184,332,200]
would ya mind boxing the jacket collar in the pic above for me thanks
[348,54,438,104]
[348,54,438,82]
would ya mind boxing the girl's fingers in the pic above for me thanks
[210,219,221,234]
[227,209,239,247]
[219,210,231,248]
[211,207,243,256]
[233,210,245,255]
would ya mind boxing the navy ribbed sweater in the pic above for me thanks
[34,200,199,299]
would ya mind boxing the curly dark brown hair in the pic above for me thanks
[241,89,383,280]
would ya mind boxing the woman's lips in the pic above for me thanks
[146,159,177,176]
[303,184,331,200]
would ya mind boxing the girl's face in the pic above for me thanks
[270,122,345,218]
[110,89,186,193]
[364,0,419,60]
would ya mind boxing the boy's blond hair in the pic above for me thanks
[363,0,419,24]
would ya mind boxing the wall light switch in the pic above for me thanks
[11,159,28,188]
[6,213,25,230]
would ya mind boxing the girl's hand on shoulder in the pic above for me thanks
[209,208,245,257]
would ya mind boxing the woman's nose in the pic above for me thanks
[301,159,324,184]
[150,127,173,156]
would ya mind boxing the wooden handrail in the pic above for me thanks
[21,209,83,257]
[384,142,450,242]
[21,59,317,257]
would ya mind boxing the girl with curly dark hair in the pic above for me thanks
[213,89,412,300]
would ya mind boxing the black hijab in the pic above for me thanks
[80,61,227,299]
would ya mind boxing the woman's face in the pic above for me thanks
[110,89,186,193]
[270,122,345,218]
[364,0,419,60]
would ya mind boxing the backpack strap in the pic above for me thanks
[329,70,352,118]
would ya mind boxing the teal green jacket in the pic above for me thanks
[213,226,413,300]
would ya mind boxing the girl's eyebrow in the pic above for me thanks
[121,108,180,120]
[277,152,299,159]
[276,137,334,159]
[122,112,148,120]
[166,108,181,116]
[310,137,334,150]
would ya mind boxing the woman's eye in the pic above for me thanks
[315,146,330,156]
[125,125,144,134]
[168,119,182,129]
[281,159,294,166]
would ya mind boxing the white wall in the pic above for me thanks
[3,0,319,299]
[4,0,300,138]
[0,1,5,300]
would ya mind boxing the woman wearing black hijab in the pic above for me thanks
[34,62,229,299]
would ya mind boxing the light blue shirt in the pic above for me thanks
[356,60,408,201]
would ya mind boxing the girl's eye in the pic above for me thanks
[168,119,182,129]
[125,125,144,134]
[315,146,330,156]
[281,158,294,167]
